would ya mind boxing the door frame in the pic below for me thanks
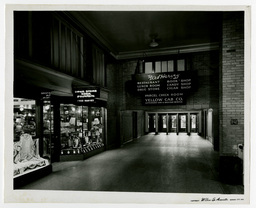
[145,110,202,135]
[178,114,187,133]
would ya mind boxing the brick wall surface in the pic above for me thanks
[220,12,244,155]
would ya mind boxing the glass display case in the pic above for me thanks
[42,99,53,160]
[13,98,51,181]
[13,98,36,141]
[60,104,104,159]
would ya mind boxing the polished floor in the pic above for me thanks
[20,133,244,194]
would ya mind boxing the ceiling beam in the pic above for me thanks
[115,42,220,60]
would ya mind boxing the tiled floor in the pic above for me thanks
[20,133,244,194]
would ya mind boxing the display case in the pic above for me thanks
[14,98,36,141]
[42,99,53,160]
[59,104,105,161]
[13,98,52,188]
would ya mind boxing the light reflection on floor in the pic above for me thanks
[20,133,244,194]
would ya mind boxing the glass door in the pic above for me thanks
[179,114,187,132]
[158,114,167,132]
[190,114,198,133]
[169,114,177,132]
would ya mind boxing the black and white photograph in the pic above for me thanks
[0,0,255,207]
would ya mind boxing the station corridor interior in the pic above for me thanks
[20,133,244,194]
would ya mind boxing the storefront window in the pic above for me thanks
[13,98,51,178]
[60,104,83,151]
[90,107,104,143]
[60,104,104,157]
[14,98,36,140]
[42,100,53,159]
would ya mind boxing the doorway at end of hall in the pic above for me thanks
[146,112,201,135]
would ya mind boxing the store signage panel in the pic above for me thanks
[41,91,51,105]
[73,88,100,104]
[41,91,51,100]
[135,71,193,93]
[143,92,186,105]
[134,71,196,105]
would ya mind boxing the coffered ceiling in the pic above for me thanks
[67,11,223,59]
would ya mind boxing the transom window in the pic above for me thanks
[144,58,186,74]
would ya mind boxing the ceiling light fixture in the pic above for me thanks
[149,39,159,48]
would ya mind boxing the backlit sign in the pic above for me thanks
[134,71,196,105]
[73,88,100,104]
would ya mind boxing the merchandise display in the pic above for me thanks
[42,101,53,159]
[60,104,104,157]
[13,98,105,172]
[13,98,51,178]
[13,134,50,177]
[13,99,36,141]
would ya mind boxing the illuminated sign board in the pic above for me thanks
[73,88,100,104]
[41,91,51,100]
[134,71,195,105]
[135,71,193,93]
[41,91,51,105]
